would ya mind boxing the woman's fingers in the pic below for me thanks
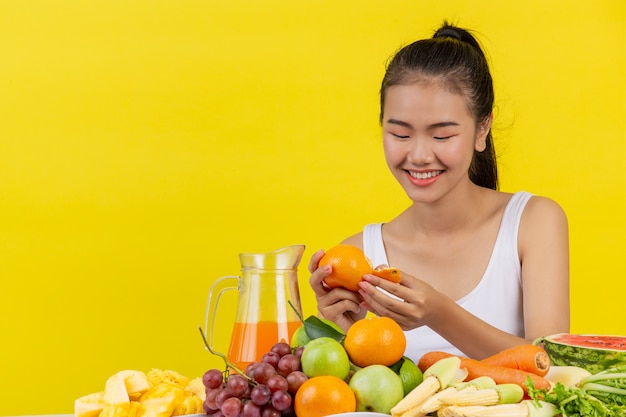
[308,248,325,273]
[309,264,333,297]
[308,249,334,297]
[361,273,406,298]
[358,273,428,330]
[316,287,365,330]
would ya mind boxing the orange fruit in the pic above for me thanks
[294,375,356,417]
[343,316,406,367]
[319,244,401,292]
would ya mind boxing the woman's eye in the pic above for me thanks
[391,133,410,139]
[433,135,453,140]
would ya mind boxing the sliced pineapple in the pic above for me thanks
[172,393,204,415]
[138,384,186,417]
[186,377,206,401]
[75,368,199,417]
[146,369,189,389]
[75,391,106,417]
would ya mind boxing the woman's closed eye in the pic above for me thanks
[391,132,411,139]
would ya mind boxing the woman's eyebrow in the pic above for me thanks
[386,119,460,129]
[386,118,413,128]
[430,121,460,128]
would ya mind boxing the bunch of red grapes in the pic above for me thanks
[202,342,308,417]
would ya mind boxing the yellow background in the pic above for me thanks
[1,1,624,414]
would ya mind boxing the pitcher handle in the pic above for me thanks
[204,275,240,357]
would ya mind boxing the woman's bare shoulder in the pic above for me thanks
[520,194,569,243]
[341,232,364,249]
[524,195,568,224]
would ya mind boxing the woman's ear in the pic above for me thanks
[475,112,493,152]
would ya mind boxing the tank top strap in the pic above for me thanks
[363,223,388,267]
[498,191,534,258]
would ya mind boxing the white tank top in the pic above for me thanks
[362,191,532,361]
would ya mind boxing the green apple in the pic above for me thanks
[300,336,350,380]
[290,325,311,348]
[348,364,404,414]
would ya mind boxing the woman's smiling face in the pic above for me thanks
[381,81,490,203]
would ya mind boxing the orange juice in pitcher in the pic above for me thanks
[205,245,305,370]
[228,320,301,369]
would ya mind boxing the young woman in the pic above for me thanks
[308,22,570,361]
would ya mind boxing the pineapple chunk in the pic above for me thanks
[147,369,189,388]
[138,384,185,417]
[186,377,206,401]
[75,391,105,417]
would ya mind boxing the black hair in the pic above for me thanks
[380,22,498,190]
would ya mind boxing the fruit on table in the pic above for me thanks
[202,341,309,417]
[349,364,404,413]
[391,356,464,417]
[74,368,204,417]
[74,392,106,417]
[319,244,401,291]
[300,336,350,380]
[294,375,356,417]
[343,316,406,367]
[535,333,626,374]
[397,356,423,396]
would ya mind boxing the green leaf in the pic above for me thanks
[303,315,345,343]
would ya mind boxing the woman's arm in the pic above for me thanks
[359,272,529,359]
[518,196,570,340]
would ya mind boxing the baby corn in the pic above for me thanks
[451,376,496,391]
[391,356,462,417]
[438,400,557,417]
[442,384,524,407]
[412,387,459,416]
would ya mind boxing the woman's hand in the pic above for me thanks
[357,270,446,331]
[308,249,366,332]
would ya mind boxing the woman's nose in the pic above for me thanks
[407,137,435,165]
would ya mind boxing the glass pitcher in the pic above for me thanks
[205,245,305,370]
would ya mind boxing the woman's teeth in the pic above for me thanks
[409,170,443,179]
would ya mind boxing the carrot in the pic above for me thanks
[480,344,551,377]
[418,351,551,395]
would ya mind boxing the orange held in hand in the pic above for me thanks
[319,244,401,292]
[343,316,407,367]
[294,375,356,417]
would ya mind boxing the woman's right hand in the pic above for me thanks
[308,249,366,332]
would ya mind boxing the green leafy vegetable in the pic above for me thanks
[579,366,626,407]
[527,366,626,417]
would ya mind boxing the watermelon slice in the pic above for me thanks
[534,333,626,374]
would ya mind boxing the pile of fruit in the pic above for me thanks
[74,368,205,417]
[198,315,417,417]
[202,341,306,417]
